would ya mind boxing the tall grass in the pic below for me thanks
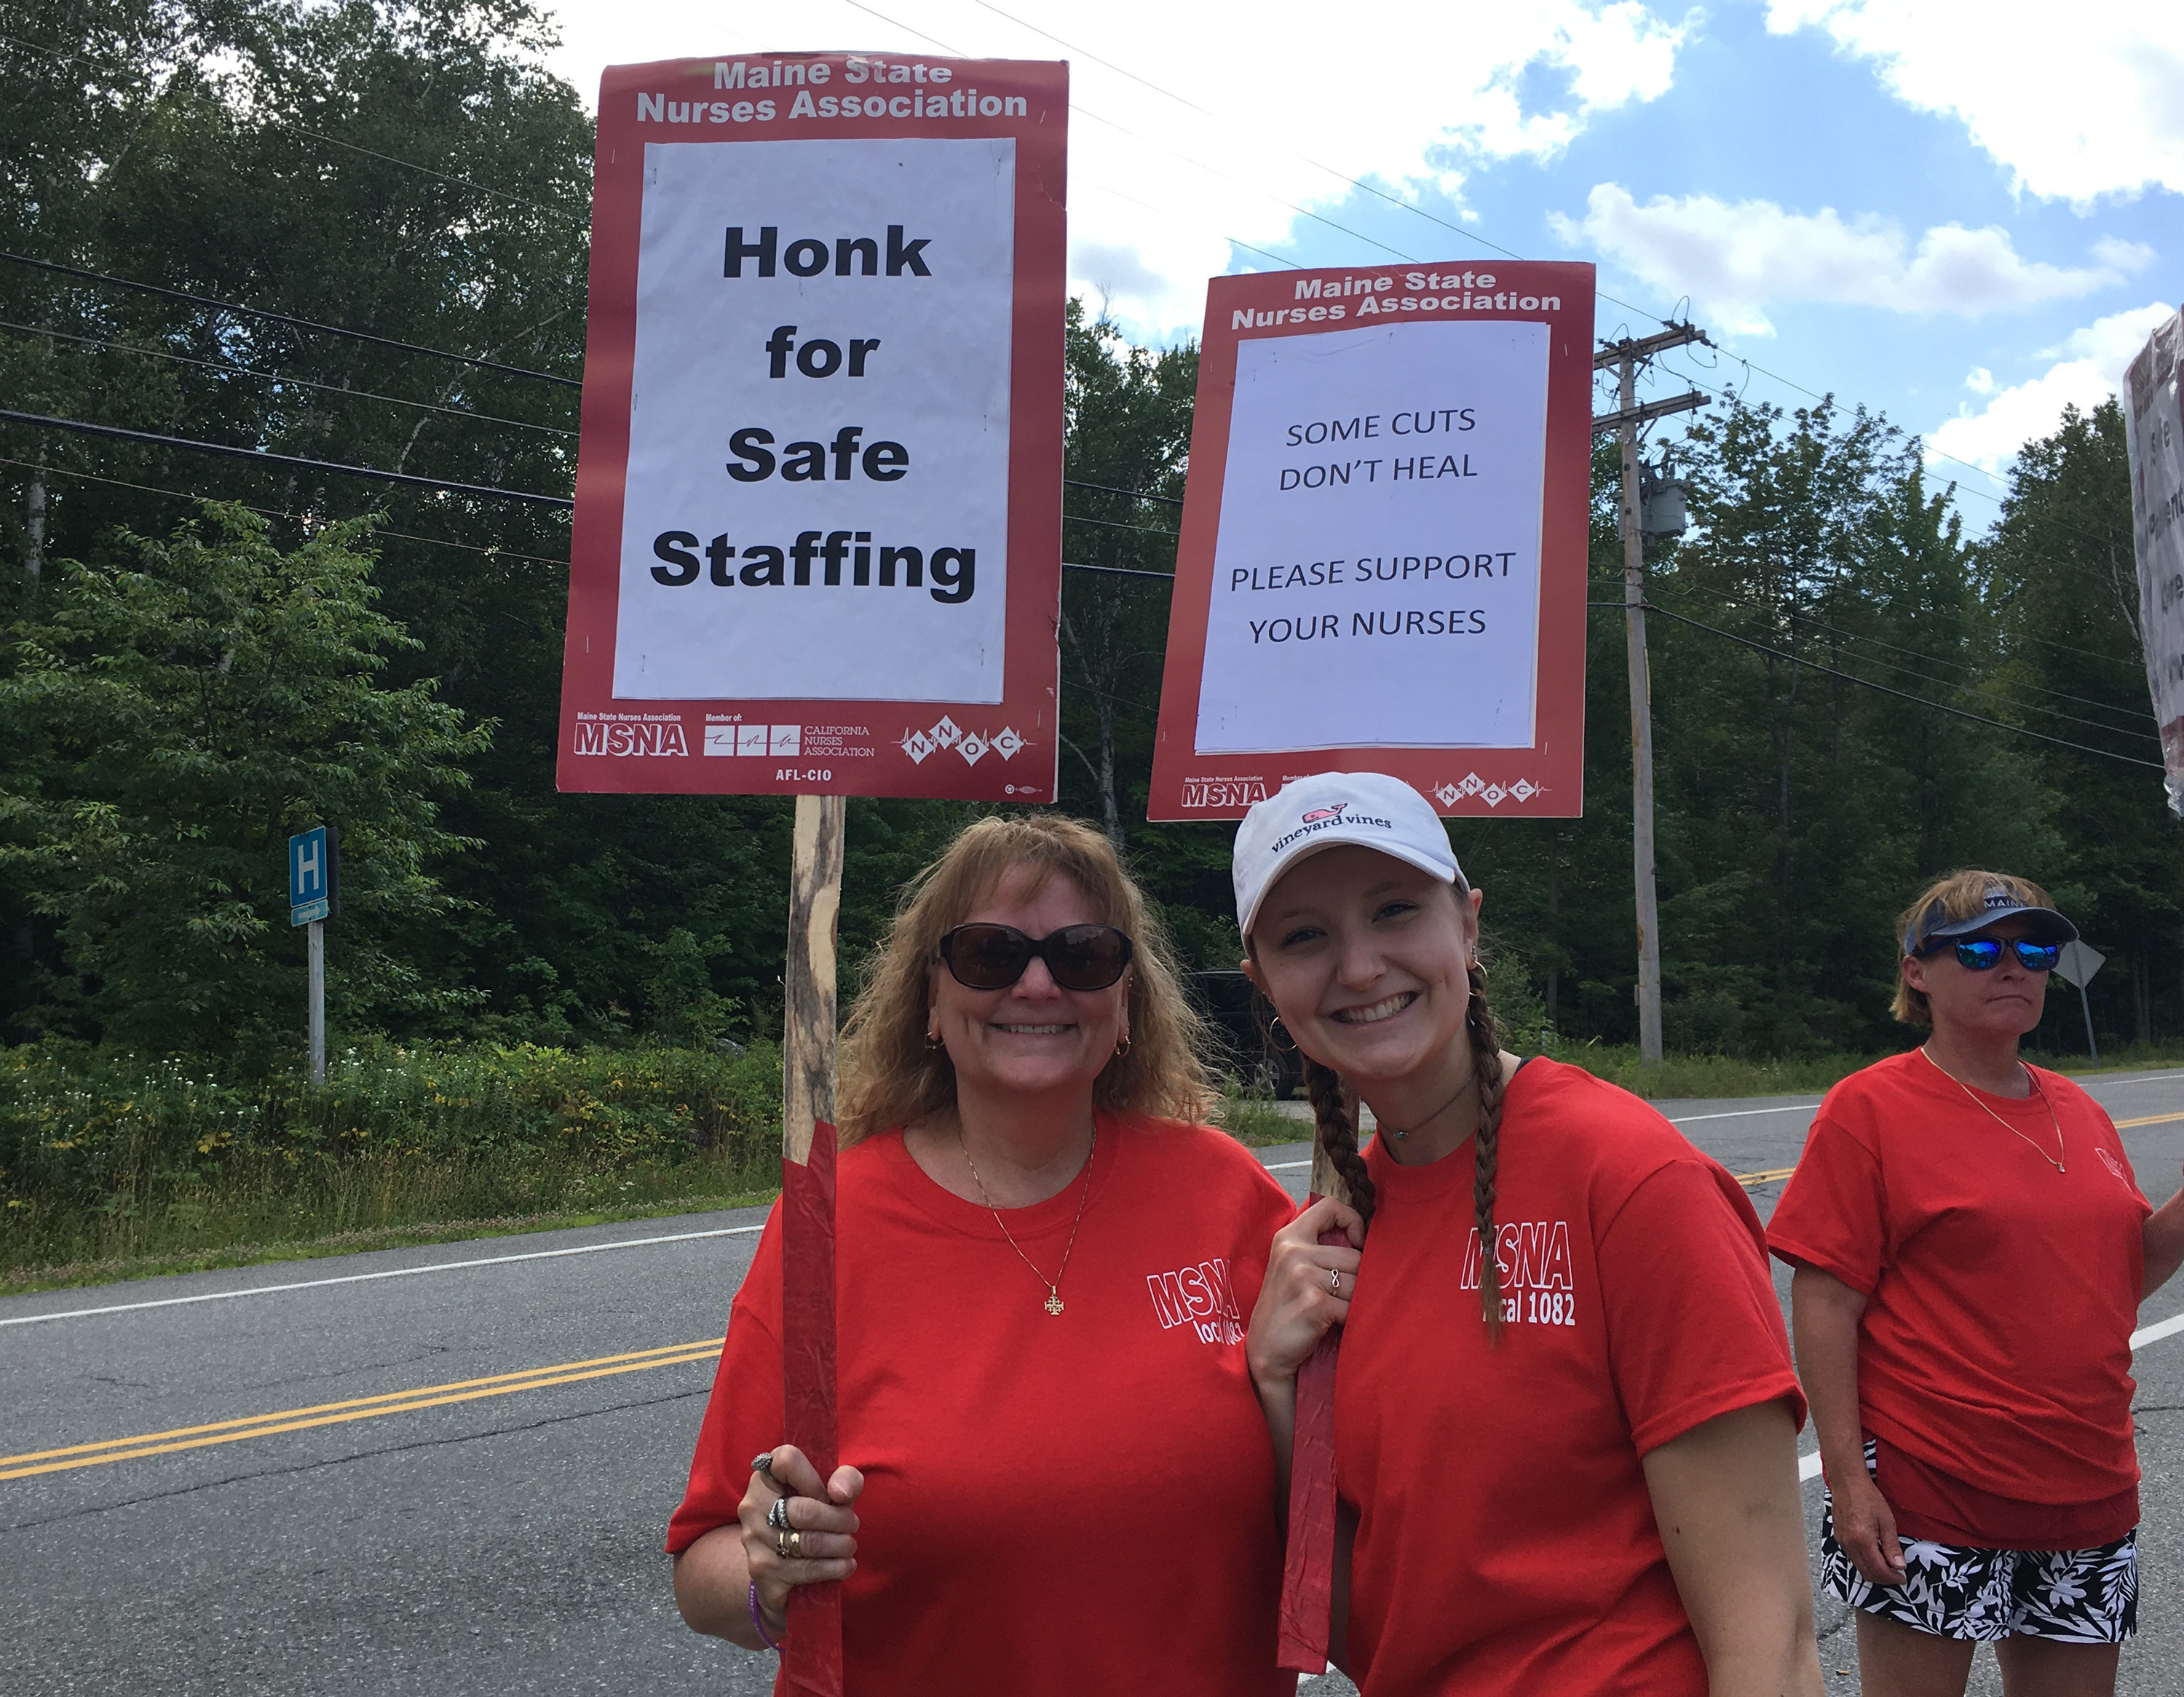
[0,1038,784,1286]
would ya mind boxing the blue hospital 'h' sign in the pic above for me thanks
[289,825,336,923]
[291,830,324,903]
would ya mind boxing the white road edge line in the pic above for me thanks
[0,1225,767,1328]
[1669,1104,1821,1125]
[1797,1310,2184,1482]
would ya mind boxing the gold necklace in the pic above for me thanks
[1921,1048,2065,1174]
[960,1124,1097,1316]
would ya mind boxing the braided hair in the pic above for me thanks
[1303,1053,1375,1223]
[1463,961,1508,1340]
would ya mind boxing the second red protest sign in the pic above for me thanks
[1148,262,1596,820]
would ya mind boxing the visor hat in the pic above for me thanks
[1903,886,2078,957]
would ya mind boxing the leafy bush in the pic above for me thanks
[0,1039,785,1276]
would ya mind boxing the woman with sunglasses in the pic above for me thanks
[1770,871,2184,1696]
[1238,773,1823,1697]
[668,814,1299,1695]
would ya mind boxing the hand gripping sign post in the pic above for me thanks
[1148,262,1595,823]
[1146,263,1594,1669]
[2124,307,2184,817]
[561,52,1067,1695]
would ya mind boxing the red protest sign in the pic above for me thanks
[559,52,1067,802]
[1147,262,1595,820]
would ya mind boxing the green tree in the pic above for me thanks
[1982,399,2181,1050]
[0,504,487,1058]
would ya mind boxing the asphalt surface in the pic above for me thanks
[5,1067,2183,1696]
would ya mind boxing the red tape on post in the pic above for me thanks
[782,1122,842,1697]
[1276,1217,1349,1673]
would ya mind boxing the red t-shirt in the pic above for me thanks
[1335,1058,1805,1697]
[1767,1049,2152,1519]
[668,1112,1299,1697]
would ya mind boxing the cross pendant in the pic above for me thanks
[1044,1292,1064,1316]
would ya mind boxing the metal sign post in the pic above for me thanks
[2052,940,2106,1064]
[288,824,339,1084]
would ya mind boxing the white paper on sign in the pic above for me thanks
[1193,320,1549,754]
[614,138,1016,703]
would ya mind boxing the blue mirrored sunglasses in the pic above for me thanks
[1922,937,2061,973]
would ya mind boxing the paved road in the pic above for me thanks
[5,1068,2183,1696]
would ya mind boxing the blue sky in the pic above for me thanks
[542,0,2180,521]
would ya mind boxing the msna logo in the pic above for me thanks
[1299,802,1350,825]
[571,720,689,757]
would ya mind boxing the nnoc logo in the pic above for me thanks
[573,720,689,756]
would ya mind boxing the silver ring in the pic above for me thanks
[751,1450,779,1482]
[1329,1267,1342,1296]
[767,1496,793,1531]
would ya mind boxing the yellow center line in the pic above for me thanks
[1,1338,723,1482]
[1736,1167,1798,1187]
[2113,1111,2184,1129]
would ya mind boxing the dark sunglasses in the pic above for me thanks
[1922,937,2062,973]
[938,923,1134,992]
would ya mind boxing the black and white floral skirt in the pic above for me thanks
[1820,1439,2137,1644]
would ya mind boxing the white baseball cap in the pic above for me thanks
[1233,772,1463,940]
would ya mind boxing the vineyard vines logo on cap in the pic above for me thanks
[1268,807,1396,856]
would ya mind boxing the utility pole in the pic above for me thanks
[1594,327,1710,1064]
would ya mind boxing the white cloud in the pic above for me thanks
[1928,302,2176,475]
[534,0,1693,335]
[1768,0,2184,202]
[1551,185,2126,335]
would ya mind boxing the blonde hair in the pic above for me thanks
[1891,868,2057,1026]
[836,815,1217,1144]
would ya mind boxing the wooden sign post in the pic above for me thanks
[780,794,847,1696]
[1278,1127,1351,1672]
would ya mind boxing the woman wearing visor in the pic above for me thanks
[1237,772,1823,1697]
[1770,872,2184,1696]
[668,813,1297,1696]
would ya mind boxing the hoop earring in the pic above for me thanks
[1112,1033,1132,1059]
[926,1026,946,1051]
[1267,1016,1299,1054]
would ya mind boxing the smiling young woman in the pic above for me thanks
[665,814,1300,1696]
[1234,772,1823,1697]
[1770,871,2184,1697]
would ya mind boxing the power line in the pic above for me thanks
[1064,561,1175,582]
[1634,603,2164,770]
[288,127,585,226]
[0,446,1171,583]
[1645,579,2155,738]
[852,0,2118,530]
[0,455,570,567]
[1066,511,1178,538]
[0,253,582,389]
[0,319,576,437]
[0,410,574,508]
[1064,477,1183,507]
